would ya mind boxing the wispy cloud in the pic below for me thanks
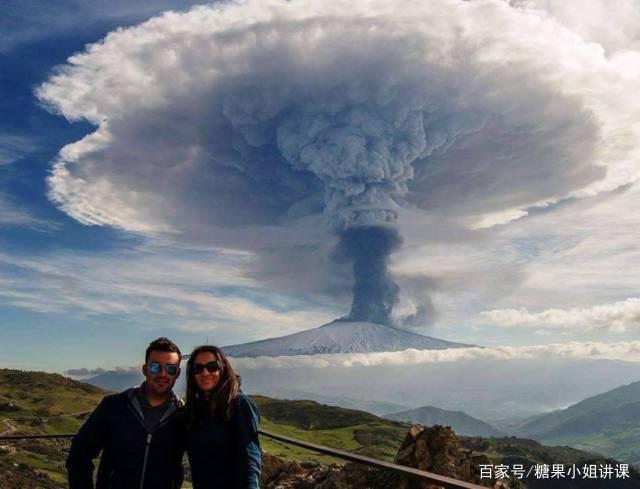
[0,243,337,340]
[0,191,56,229]
[0,134,55,228]
[0,1,209,53]
[0,134,34,166]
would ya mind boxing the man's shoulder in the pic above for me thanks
[98,387,137,407]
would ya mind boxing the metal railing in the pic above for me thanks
[259,429,485,489]
[0,430,486,489]
[0,433,74,440]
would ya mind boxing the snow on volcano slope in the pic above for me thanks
[222,320,473,358]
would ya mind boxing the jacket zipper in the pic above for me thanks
[139,432,152,489]
[127,388,182,489]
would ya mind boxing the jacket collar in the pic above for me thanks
[126,383,184,430]
[126,382,184,405]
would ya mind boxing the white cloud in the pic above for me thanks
[511,0,640,55]
[230,341,640,369]
[480,298,640,332]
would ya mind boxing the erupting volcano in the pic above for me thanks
[36,0,626,358]
[223,224,473,358]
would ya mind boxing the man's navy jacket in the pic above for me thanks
[66,386,184,489]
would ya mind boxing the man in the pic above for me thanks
[67,337,185,489]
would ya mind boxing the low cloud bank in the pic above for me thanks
[65,366,138,377]
[230,341,640,370]
[65,367,107,376]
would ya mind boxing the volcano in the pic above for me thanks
[222,319,473,358]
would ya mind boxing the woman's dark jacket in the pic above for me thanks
[66,387,184,489]
[186,392,261,489]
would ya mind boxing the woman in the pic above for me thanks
[185,345,261,489]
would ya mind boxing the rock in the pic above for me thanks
[0,401,21,412]
[316,462,379,489]
[385,424,519,489]
[261,452,334,489]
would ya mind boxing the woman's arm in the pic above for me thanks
[232,393,262,489]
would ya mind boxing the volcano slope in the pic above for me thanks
[223,319,473,358]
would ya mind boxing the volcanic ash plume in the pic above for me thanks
[277,103,428,324]
[36,0,640,327]
[335,226,403,325]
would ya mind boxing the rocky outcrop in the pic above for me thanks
[382,424,505,489]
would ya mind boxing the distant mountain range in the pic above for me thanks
[86,369,142,391]
[384,405,504,437]
[514,380,640,464]
[222,319,473,357]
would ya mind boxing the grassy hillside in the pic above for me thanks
[385,405,504,437]
[515,380,640,463]
[252,395,408,463]
[0,369,109,487]
[518,381,640,437]
[254,396,380,429]
[0,369,105,419]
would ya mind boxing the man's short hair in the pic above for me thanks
[145,337,182,363]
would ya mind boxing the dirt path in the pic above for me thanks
[45,409,93,420]
[0,410,93,438]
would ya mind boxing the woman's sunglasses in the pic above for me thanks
[147,362,179,376]
[193,360,222,375]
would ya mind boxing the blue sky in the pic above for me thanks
[2,0,640,373]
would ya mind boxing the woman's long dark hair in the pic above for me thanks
[185,345,240,427]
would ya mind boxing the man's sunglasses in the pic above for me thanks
[193,360,222,375]
[147,362,179,376]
